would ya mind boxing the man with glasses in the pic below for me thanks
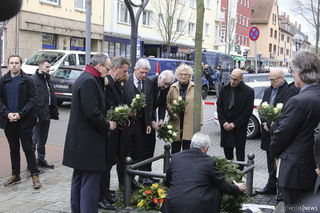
[217,68,254,170]
[256,69,289,196]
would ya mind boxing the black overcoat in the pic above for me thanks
[149,75,169,122]
[260,81,288,151]
[161,148,241,213]
[217,82,254,148]
[271,84,320,190]
[62,71,110,171]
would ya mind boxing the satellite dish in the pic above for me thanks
[0,0,22,21]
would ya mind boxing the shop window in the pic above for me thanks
[126,44,131,58]
[70,37,85,51]
[120,44,126,56]
[116,43,121,57]
[42,33,57,49]
[109,42,115,57]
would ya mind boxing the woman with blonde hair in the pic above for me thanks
[167,64,195,154]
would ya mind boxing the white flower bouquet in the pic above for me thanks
[258,102,283,122]
[131,93,147,112]
[170,96,187,118]
[157,124,179,143]
[106,105,133,127]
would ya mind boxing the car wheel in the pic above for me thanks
[247,115,260,139]
[57,100,63,105]
[201,86,208,99]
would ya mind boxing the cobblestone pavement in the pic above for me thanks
[0,99,282,213]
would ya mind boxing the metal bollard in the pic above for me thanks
[163,144,171,174]
[124,156,133,207]
[246,153,255,196]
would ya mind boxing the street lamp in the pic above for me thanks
[293,34,304,52]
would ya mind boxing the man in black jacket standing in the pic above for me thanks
[0,55,41,189]
[62,54,116,213]
[32,59,59,169]
[217,68,254,170]
[161,132,246,213]
[271,50,320,210]
[256,69,288,195]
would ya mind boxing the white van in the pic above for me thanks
[22,50,97,75]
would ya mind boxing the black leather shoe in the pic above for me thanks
[132,178,142,189]
[98,200,116,210]
[106,192,116,204]
[138,177,153,186]
[276,191,283,201]
[37,159,54,169]
[255,187,277,195]
[148,177,160,183]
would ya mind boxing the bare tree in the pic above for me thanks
[225,17,236,54]
[293,0,320,53]
[152,0,194,57]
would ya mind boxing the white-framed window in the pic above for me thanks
[205,23,210,36]
[75,0,85,11]
[206,0,211,8]
[117,1,131,24]
[189,0,196,8]
[40,0,60,6]
[158,13,164,29]
[188,22,195,36]
[176,19,185,33]
[142,10,153,26]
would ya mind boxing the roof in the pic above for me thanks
[251,0,276,24]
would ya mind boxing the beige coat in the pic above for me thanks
[167,81,202,141]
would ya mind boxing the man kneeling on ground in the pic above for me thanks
[161,132,246,213]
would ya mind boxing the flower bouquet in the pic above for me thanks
[132,183,167,211]
[131,93,147,112]
[258,102,283,122]
[157,124,178,143]
[106,105,133,127]
[170,96,187,118]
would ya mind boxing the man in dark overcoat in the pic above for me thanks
[99,56,129,210]
[217,68,254,170]
[256,69,289,195]
[161,132,246,213]
[123,58,153,186]
[271,50,320,210]
[62,54,116,213]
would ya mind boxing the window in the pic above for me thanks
[206,0,211,8]
[269,43,272,52]
[62,54,76,66]
[287,36,290,43]
[273,44,276,53]
[205,23,210,36]
[280,47,284,54]
[281,34,284,41]
[117,1,130,24]
[286,49,289,55]
[40,0,60,6]
[176,19,185,33]
[142,10,153,26]
[189,0,196,7]
[42,33,57,49]
[272,14,277,25]
[158,14,164,29]
[270,28,273,37]
[274,30,277,39]
[244,0,246,6]
[75,0,85,10]
[70,37,85,51]
[188,22,195,36]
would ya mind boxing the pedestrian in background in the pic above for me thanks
[216,68,254,170]
[32,59,59,169]
[271,50,320,210]
[212,66,221,98]
[0,55,41,189]
[62,54,116,213]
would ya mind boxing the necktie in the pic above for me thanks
[270,88,278,106]
[137,81,142,93]
[228,88,235,109]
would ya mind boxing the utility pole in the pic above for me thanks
[0,21,8,76]
[85,0,92,65]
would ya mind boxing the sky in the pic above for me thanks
[277,0,315,44]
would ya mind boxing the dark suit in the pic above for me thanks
[217,81,254,168]
[161,148,241,213]
[260,81,288,189]
[271,84,320,207]
[314,123,320,197]
[123,74,153,168]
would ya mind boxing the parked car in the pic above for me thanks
[214,81,271,139]
[146,57,210,99]
[51,67,84,105]
[243,73,294,84]
[22,50,97,75]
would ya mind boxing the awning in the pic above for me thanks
[232,56,246,61]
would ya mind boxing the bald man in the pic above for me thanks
[216,69,254,170]
[256,69,289,195]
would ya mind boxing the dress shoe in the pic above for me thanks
[276,191,283,201]
[131,178,142,190]
[148,177,160,183]
[106,192,116,204]
[98,199,116,210]
[37,159,54,169]
[4,175,21,186]
[138,177,153,186]
[32,174,41,189]
[255,187,277,195]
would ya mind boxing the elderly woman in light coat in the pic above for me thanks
[167,64,196,154]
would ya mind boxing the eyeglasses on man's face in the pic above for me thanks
[101,63,111,72]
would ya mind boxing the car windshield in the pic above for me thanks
[52,69,82,80]
[25,51,65,66]
[253,86,267,99]
[244,75,268,82]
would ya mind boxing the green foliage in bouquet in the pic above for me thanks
[170,96,187,117]
[131,183,167,211]
[106,105,133,127]
[214,157,249,213]
[258,102,283,122]
[157,123,179,143]
[131,93,147,112]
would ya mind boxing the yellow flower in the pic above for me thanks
[157,188,166,198]
[137,199,146,207]
[151,183,158,189]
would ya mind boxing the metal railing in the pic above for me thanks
[123,146,255,207]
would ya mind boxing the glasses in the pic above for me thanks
[269,76,281,82]
[101,63,110,72]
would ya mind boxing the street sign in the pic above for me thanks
[249,27,260,41]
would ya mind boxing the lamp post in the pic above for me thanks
[244,48,249,68]
[293,34,304,52]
